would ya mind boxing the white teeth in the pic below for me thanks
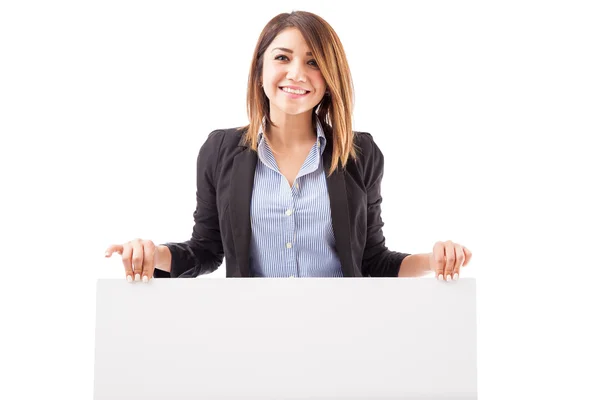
[281,87,307,95]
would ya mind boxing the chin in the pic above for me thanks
[274,104,314,116]
[284,108,313,116]
[279,99,321,114]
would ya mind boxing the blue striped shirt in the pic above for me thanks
[249,119,344,277]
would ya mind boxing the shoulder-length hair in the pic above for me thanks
[238,10,358,177]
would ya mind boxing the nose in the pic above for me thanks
[286,59,307,82]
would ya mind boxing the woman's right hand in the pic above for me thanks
[105,239,167,282]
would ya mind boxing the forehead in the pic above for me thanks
[268,28,310,51]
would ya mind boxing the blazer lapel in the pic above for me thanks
[321,136,356,277]
[230,138,257,278]
[229,127,355,277]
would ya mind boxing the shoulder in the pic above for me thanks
[350,130,386,187]
[351,130,384,169]
[197,126,249,157]
[352,130,378,155]
[318,120,379,160]
[195,127,247,180]
[202,127,245,146]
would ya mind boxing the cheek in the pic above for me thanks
[310,73,326,90]
[261,65,274,82]
[264,64,284,79]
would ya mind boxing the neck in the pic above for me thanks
[264,110,316,151]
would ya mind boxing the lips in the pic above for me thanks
[279,86,310,94]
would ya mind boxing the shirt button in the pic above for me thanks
[295,183,299,189]
[285,209,293,216]
[286,242,292,249]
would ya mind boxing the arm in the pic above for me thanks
[154,245,172,273]
[397,253,433,277]
[153,129,226,278]
[360,133,412,277]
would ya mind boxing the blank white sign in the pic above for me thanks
[94,278,477,399]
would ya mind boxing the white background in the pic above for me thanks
[1,0,598,399]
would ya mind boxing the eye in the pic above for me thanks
[274,55,319,68]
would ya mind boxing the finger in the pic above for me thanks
[121,243,134,282]
[451,244,465,280]
[141,240,156,283]
[463,247,473,266]
[432,242,445,280]
[131,242,144,281]
[105,244,123,257]
[444,241,456,281]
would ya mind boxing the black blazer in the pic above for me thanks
[154,123,410,278]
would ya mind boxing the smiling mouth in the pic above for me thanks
[279,87,310,95]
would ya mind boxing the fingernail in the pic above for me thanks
[142,275,148,283]
[105,252,109,257]
[135,274,140,281]
[127,275,133,283]
[437,274,443,281]
[453,273,459,280]
[446,275,452,281]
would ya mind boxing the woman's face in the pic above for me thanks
[262,27,327,117]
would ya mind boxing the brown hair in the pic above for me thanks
[238,11,358,177]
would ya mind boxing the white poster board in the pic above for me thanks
[94,278,477,399]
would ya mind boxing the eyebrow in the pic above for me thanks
[271,47,313,56]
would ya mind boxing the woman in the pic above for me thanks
[105,11,472,281]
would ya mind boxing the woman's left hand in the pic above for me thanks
[428,241,472,281]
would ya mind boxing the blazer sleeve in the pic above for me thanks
[153,129,226,278]
[360,132,411,277]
